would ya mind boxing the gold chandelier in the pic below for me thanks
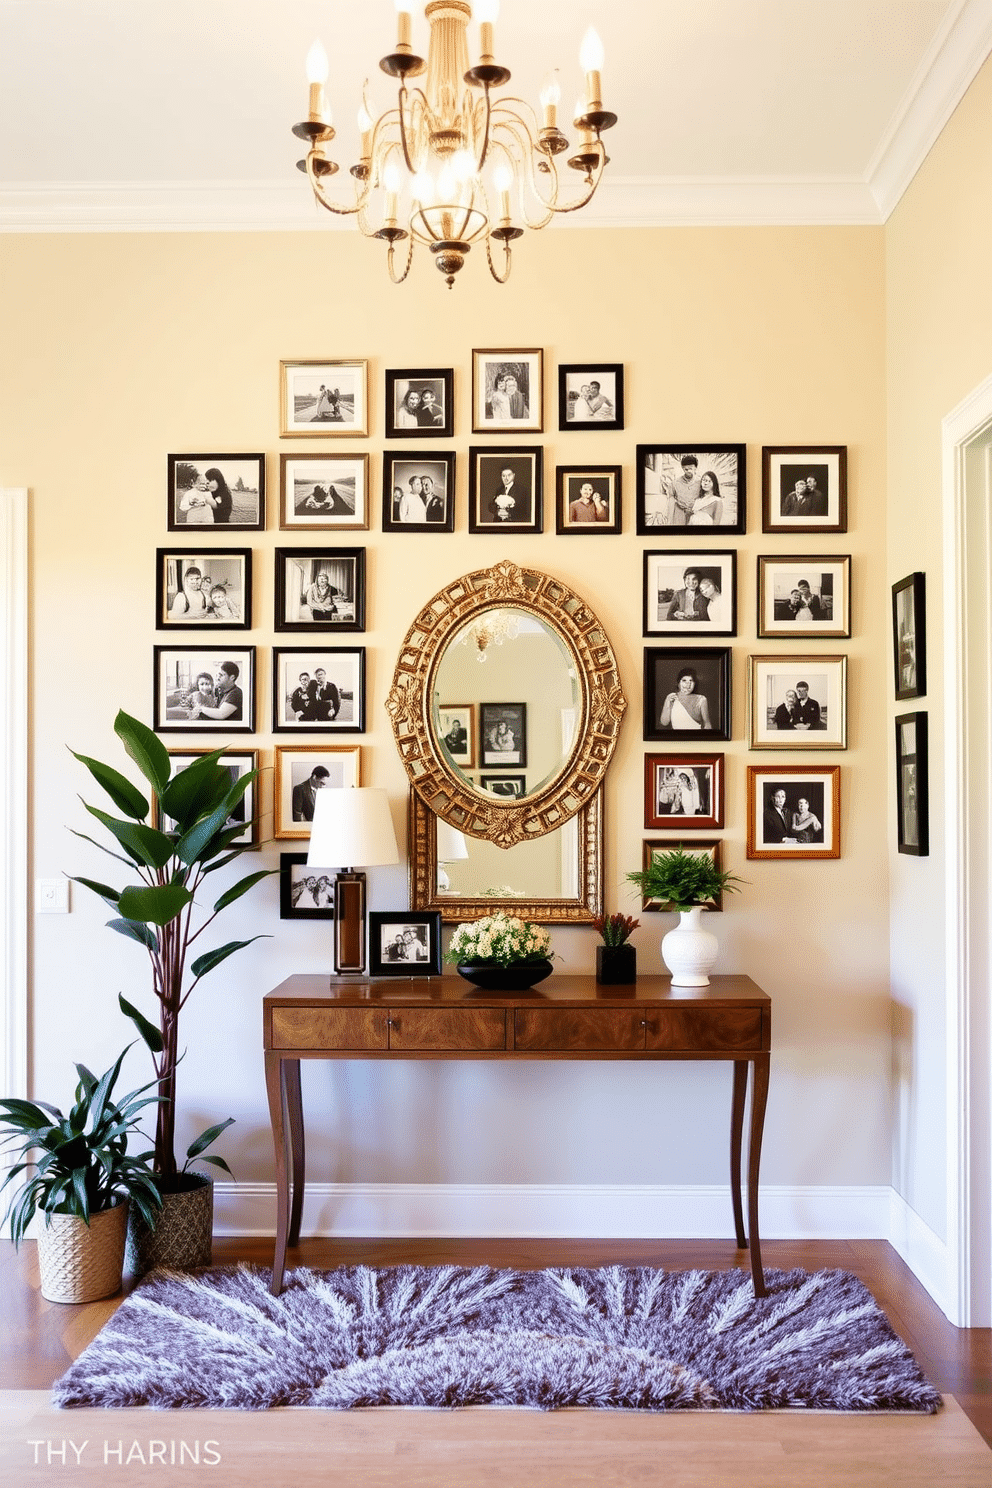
[293,0,617,287]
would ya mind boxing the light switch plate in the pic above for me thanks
[36,879,70,913]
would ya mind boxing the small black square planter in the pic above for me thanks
[596,944,637,985]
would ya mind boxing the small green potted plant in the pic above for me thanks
[592,913,640,985]
[445,911,554,991]
[626,846,744,986]
[0,1047,162,1303]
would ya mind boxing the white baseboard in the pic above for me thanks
[887,1189,952,1320]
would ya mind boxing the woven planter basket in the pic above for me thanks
[126,1175,213,1277]
[36,1201,129,1304]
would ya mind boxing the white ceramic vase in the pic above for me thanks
[661,905,718,986]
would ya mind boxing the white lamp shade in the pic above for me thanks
[306,788,400,869]
[436,820,470,862]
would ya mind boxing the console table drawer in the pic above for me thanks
[513,1008,646,1052]
[270,1007,388,1051]
[646,1008,764,1052]
[387,1008,507,1051]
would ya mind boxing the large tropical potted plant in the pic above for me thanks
[0,1047,162,1302]
[69,710,273,1271]
[627,846,744,986]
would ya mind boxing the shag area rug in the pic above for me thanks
[53,1263,942,1414]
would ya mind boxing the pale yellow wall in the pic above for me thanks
[885,52,992,1236]
[0,221,890,1201]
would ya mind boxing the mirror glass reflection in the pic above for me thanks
[435,814,580,900]
[433,607,581,803]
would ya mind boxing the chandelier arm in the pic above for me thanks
[396,81,435,177]
[386,233,415,285]
[485,232,513,285]
[486,117,557,229]
[306,153,364,217]
[475,83,494,174]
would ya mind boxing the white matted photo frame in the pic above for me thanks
[640,840,724,912]
[747,765,841,860]
[748,654,847,749]
[643,551,736,637]
[558,364,624,431]
[644,754,725,831]
[382,452,455,532]
[385,368,453,439]
[279,453,370,530]
[762,445,847,533]
[368,911,442,977]
[643,647,731,742]
[757,555,851,639]
[279,852,336,918]
[273,743,362,840]
[156,749,260,848]
[636,445,745,534]
[153,646,255,734]
[480,702,527,767]
[472,349,543,433]
[274,547,366,633]
[556,465,621,534]
[280,358,369,437]
[437,704,475,769]
[272,647,366,734]
[468,447,543,532]
[156,548,251,630]
[167,454,264,532]
[895,712,929,856]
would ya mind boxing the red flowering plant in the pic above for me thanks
[592,912,640,947]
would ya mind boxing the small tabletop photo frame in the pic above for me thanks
[368,911,442,976]
[279,852,337,918]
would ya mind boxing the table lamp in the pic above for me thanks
[435,819,469,893]
[307,787,399,973]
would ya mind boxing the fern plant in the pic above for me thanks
[627,846,744,911]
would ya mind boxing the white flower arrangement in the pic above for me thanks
[444,912,553,968]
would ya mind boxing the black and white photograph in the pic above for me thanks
[896,713,929,855]
[762,445,847,533]
[643,647,731,742]
[636,445,745,534]
[639,840,724,912]
[153,646,255,734]
[480,702,527,767]
[273,744,361,840]
[382,453,456,532]
[385,368,453,439]
[892,571,926,699]
[272,647,366,734]
[437,704,475,768]
[558,364,624,430]
[167,454,264,532]
[758,555,851,639]
[279,358,368,437]
[556,465,622,534]
[156,549,251,629]
[279,453,369,531]
[468,447,543,532]
[644,754,724,831]
[157,749,259,847]
[643,551,737,636]
[274,547,366,633]
[747,765,841,859]
[472,348,543,433]
[279,852,337,918]
[479,774,527,798]
[748,655,847,749]
[368,911,442,976]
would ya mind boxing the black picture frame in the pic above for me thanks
[274,547,366,633]
[896,712,929,856]
[644,754,725,831]
[479,702,527,767]
[643,646,732,741]
[382,452,456,532]
[385,368,454,439]
[468,447,543,533]
[892,572,926,700]
[152,646,255,734]
[158,749,259,847]
[642,550,737,637]
[555,465,622,534]
[156,548,252,630]
[635,444,746,535]
[479,773,527,798]
[279,852,337,919]
[761,446,848,534]
[272,646,366,734]
[557,364,624,431]
[368,911,443,976]
[167,454,265,532]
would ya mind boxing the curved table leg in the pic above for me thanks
[285,1059,305,1247]
[730,1061,748,1249]
[747,1054,770,1298]
[265,1053,290,1296]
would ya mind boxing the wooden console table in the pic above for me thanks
[264,973,771,1297]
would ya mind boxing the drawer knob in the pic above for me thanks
[387,1018,395,1026]
[640,1019,647,1027]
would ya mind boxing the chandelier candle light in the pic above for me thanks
[293,1,617,286]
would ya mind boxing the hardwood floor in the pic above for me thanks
[2,1236,990,1488]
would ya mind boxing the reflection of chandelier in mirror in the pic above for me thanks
[459,607,520,661]
[293,1,616,288]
